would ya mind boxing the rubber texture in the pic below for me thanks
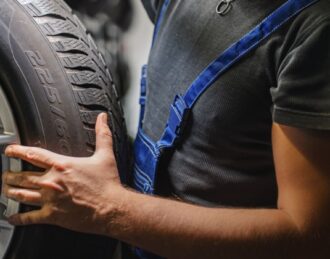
[0,0,131,258]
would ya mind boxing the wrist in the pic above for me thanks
[101,184,133,238]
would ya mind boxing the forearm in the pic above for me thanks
[5,120,330,258]
[106,188,317,259]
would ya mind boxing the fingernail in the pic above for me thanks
[102,113,108,124]
[7,188,15,195]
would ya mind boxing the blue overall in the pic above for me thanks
[131,0,319,258]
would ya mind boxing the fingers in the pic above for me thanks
[3,171,43,190]
[95,113,114,155]
[8,209,47,226]
[4,187,43,206]
[5,145,64,169]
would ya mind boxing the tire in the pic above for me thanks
[74,13,131,97]
[0,0,130,258]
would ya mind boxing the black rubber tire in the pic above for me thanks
[0,0,130,258]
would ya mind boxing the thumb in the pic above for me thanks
[95,113,113,154]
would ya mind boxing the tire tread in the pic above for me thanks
[19,0,128,162]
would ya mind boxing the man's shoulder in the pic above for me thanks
[280,0,330,49]
[309,0,330,15]
[294,0,330,32]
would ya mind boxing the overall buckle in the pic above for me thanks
[168,95,190,137]
[139,65,148,105]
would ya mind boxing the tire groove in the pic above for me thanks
[19,0,128,166]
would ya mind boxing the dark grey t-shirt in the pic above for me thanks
[140,0,330,207]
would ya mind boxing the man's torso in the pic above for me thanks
[140,0,330,207]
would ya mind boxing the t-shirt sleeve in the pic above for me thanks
[271,19,330,130]
[141,0,162,23]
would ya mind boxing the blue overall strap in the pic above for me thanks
[139,0,171,127]
[152,0,171,47]
[138,64,148,128]
[156,0,319,150]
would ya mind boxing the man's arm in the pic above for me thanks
[107,123,330,258]
[3,116,330,258]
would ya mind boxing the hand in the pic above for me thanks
[2,113,124,235]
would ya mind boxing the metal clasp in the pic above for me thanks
[216,0,235,16]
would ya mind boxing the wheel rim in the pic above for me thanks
[0,86,21,259]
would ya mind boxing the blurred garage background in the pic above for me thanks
[66,0,153,138]
[122,1,153,138]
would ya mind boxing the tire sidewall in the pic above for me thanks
[0,1,118,258]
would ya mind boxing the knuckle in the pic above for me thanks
[100,128,112,139]
[9,173,24,186]
[43,156,55,166]
[26,150,37,160]
[26,175,34,184]
[96,151,116,165]
[16,174,25,185]
[28,176,39,186]
[54,160,71,171]
[4,173,11,183]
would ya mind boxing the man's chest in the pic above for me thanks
[143,0,284,141]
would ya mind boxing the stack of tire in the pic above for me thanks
[0,0,131,258]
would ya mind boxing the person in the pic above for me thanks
[2,0,330,258]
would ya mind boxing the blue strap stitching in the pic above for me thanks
[137,131,158,158]
[137,132,156,157]
[133,173,145,190]
[133,165,154,193]
[133,174,150,192]
[134,169,149,184]
[172,106,182,121]
[133,166,153,192]
[134,164,153,184]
